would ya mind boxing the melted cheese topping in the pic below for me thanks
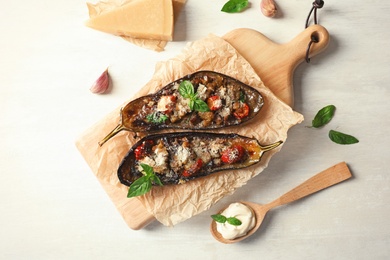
[157,96,174,111]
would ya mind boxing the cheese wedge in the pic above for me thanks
[86,0,174,41]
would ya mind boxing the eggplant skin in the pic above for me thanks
[121,71,264,132]
[117,132,279,187]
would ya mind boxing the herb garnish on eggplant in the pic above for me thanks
[118,132,282,197]
[99,71,264,146]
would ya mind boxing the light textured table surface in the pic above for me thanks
[1,0,389,259]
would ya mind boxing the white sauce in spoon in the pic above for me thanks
[216,202,256,240]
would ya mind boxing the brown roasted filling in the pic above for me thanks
[129,73,252,129]
[134,135,256,183]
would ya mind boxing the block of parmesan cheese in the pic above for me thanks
[86,0,174,41]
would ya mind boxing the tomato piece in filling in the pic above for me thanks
[207,95,222,111]
[221,145,245,164]
[233,103,249,119]
[134,140,154,160]
[182,158,203,177]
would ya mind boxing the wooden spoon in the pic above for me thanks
[210,162,352,244]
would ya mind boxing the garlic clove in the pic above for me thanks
[260,0,277,18]
[90,68,110,94]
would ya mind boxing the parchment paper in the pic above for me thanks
[86,0,186,51]
[76,34,303,226]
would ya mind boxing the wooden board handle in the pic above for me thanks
[284,24,330,65]
[223,25,330,107]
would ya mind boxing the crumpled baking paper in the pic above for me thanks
[76,34,303,227]
[86,0,186,51]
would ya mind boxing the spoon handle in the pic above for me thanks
[268,162,352,209]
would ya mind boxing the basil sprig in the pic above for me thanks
[179,81,210,112]
[127,164,163,198]
[146,112,168,124]
[311,105,336,128]
[211,214,242,226]
[221,0,249,13]
[329,130,359,145]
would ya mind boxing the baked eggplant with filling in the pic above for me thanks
[99,71,264,146]
[118,132,282,187]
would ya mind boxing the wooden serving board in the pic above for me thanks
[99,25,329,230]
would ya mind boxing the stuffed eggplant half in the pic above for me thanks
[99,71,264,146]
[118,132,282,197]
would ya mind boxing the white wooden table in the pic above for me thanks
[1,0,389,259]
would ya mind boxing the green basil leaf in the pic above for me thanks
[329,130,359,145]
[211,214,227,223]
[146,113,168,124]
[221,0,249,13]
[194,99,210,112]
[159,114,168,123]
[140,163,154,176]
[179,80,194,98]
[312,105,336,128]
[127,176,152,198]
[150,174,163,186]
[227,217,242,226]
[239,91,245,103]
[146,113,154,122]
[189,99,195,111]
